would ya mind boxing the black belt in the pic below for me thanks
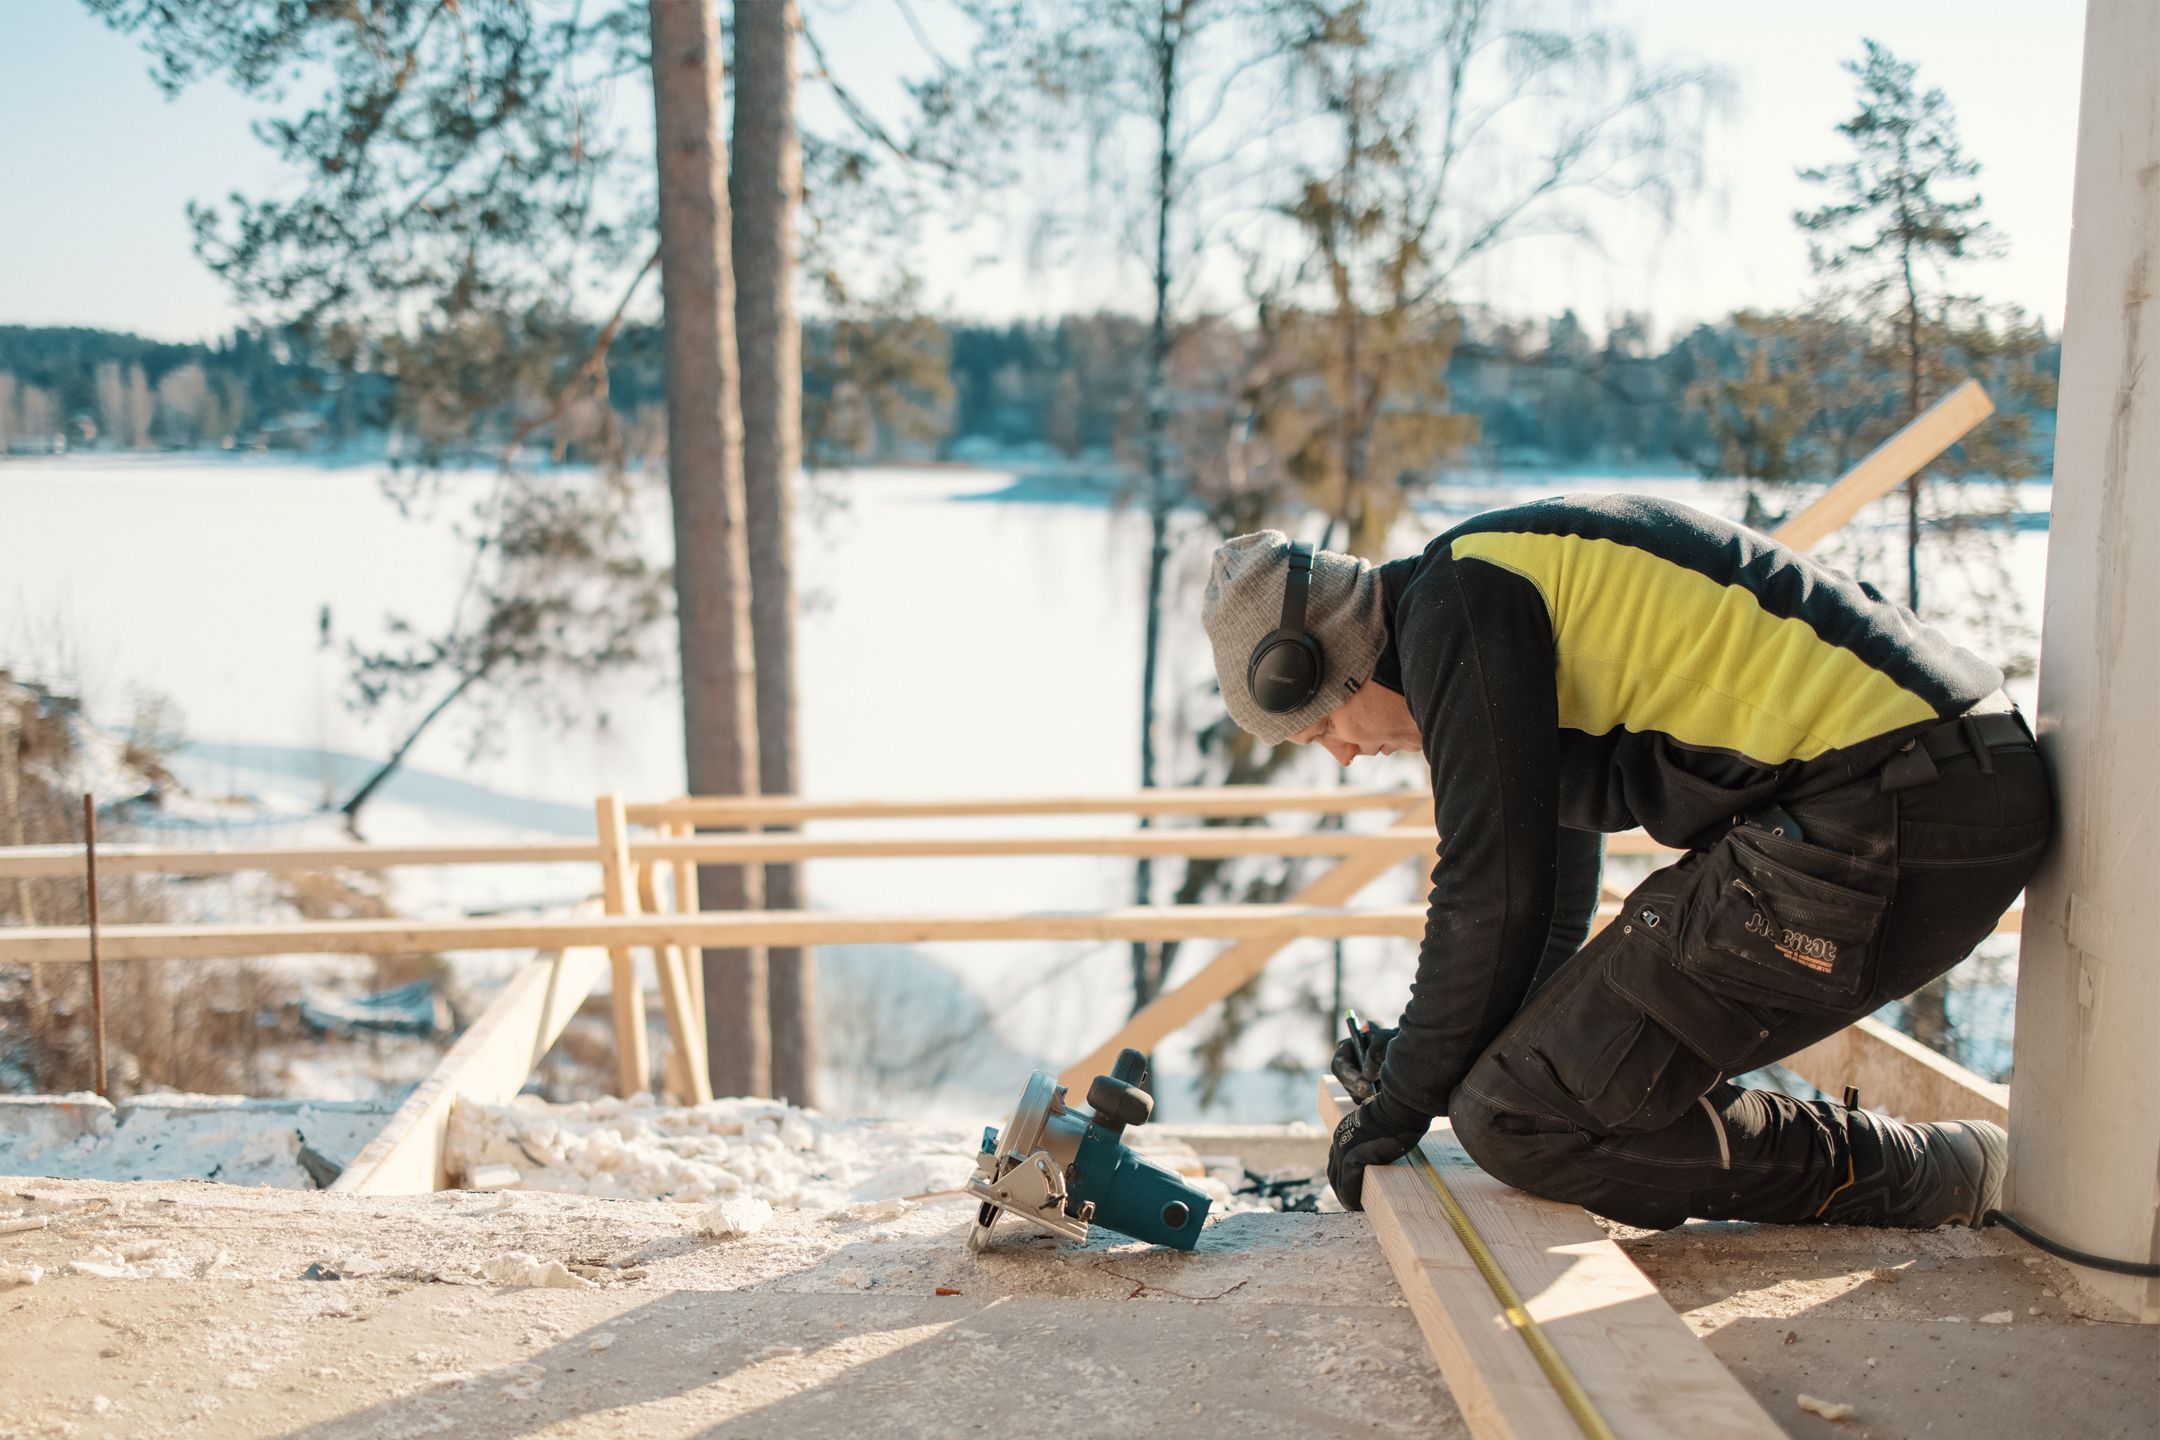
[1881,704,2034,791]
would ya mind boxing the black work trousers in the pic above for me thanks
[1447,729,2051,1229]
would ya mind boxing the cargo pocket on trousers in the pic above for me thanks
[1678,827,1889,1013]
[1536,998,1684,1134]
[1533,877,1707,1135]
[1604,939,1770,1074]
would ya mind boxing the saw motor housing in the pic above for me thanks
[966,1049,1212,1252]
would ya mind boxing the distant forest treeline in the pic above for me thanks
[0,312,2060,478]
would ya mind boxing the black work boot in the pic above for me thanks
[1817,1109,2007,1228]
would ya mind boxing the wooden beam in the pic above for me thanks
[1782,1015,2009,1127]
[0,840,599,880]
[625,784,1421,827]
[0,904,1437,963]
[1770,377,1994,553]
[628,828,1441,865]
[1318,1079,1783,1440]
[637,846,712,1105]
[594,795,651,1098]
[668,817,706,1038]
[333,944,609,1195]
[0,899,2017,967]
[0,822,1675,880]
[1059,801,1429,1090]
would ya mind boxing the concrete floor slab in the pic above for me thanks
[1,1176,2151,1439]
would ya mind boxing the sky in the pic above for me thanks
[0,0,2088,346]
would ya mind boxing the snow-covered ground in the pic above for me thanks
[0,1092,393,1189]
[1,455,2050,1113]
[443,1096,983,1209]
[440,1092,1305,1219]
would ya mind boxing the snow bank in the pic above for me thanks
[445,1095,981,1210]
[443,1093,1328,1228]
[0,1094,393,1188]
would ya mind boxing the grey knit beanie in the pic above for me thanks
[1202,531,1388,746]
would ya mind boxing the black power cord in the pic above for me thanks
[1982,1209,2160,1278]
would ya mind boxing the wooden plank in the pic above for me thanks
[0,840,599,880]
[593,795,650,1099]
[627,828,1443,864]
[1782,1015,2009,1127]
[636,855,689,1103]
[0,823,1677,880]
[1770,378,1994,553]
[1318,1079,1783,1440]
[669,818,706,1039]
[0,904,1439,963]
[638,851,712,1104]
[626,785,1421,827]
[333,944,609,1195]
[0,899,2017,966]
[1058,801,1429,1089]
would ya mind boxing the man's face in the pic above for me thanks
[1287,681,1421,767]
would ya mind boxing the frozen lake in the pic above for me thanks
[0,455,2049,1115]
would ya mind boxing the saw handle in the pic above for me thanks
[1111,1047,1151,1088]
[1088,1048,1156,1131]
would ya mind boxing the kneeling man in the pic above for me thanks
[1202,495,2048,1229]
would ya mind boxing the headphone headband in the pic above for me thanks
[1280,542,1314,637]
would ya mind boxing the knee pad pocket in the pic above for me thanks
[1533,1007,1688,1135]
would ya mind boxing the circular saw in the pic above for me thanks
[965,1049,1211,1252]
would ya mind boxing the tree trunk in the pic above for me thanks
[650,0,768,1099]
[732,0,816,1107]
[1336,76,1363,547]
[1897,244,1946,1059]
[1902,251,1925,614]
[338,661,490,835]
[1131,2,1180,1017]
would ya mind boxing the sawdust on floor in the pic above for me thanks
[0,1178,1457,1439]
[3,1162,2154,1439]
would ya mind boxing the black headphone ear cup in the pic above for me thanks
[1249,633,1324,714]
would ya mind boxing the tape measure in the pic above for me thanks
[1406,1145,1618,1440]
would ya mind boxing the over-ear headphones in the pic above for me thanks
[1247,541,1325,714]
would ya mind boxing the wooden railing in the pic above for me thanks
[0,787,2023,1090]
[0,786,1452,1099]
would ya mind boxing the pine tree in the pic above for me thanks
[733,0,814,1107]
[651,0,767,1098]
[1795,41,2056,1062]
[1795,38,1997,614]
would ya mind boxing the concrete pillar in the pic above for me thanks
[2006,0,2160,1323]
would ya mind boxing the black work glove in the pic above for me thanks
[1329,1020,1398,1104]
[1327,1090,1431,1212]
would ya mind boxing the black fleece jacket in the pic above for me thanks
[1367,495,2000,1124]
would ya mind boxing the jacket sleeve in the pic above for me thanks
[1377,553,1563,1121]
